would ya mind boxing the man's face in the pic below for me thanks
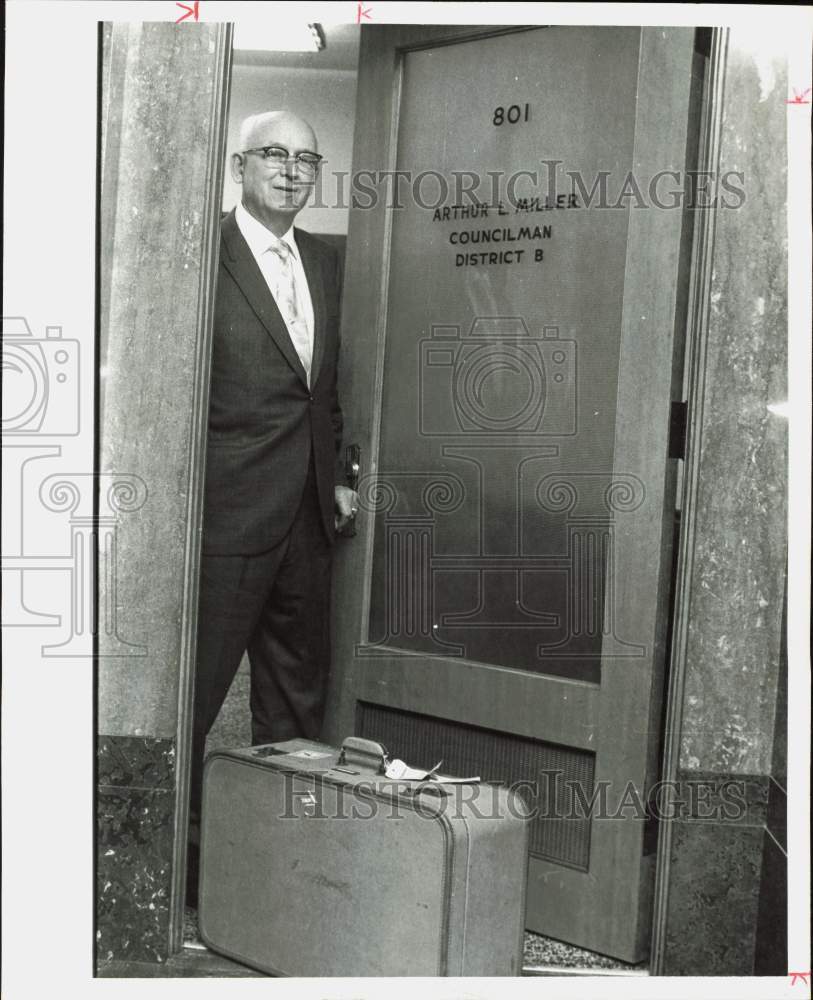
[234,115,319,221]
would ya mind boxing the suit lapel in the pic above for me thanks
[295,229,326,387]
[220,210,309,387]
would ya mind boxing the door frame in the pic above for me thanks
[650,25,729,976]
[162,21,730,970]
[166,25,233,957]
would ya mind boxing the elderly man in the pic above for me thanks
[187,111,357,906]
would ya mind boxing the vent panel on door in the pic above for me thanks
[357,701,595,870]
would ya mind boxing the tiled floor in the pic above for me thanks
[523,930,648,975]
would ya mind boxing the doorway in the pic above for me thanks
[200,25,361,761]
[177,21,712,974]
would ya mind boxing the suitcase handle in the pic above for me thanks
[338,736,389,773]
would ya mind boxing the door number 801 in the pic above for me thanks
[493,104,530,126]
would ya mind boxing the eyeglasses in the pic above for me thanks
[241,145,323,176]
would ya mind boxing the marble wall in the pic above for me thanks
[662,30,788,976]
[677,40,788,779]
[97,23,230,965]
[662,773,770,974]
[754,590,787,975]
[97,737,175,964]
[99,22,229,737]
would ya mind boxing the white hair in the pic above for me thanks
[237,111,316,152]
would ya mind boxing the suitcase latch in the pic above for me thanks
[292,790,318,816]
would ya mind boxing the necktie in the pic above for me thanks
[269,240,312,386]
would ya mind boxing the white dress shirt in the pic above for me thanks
[235,202,315,371]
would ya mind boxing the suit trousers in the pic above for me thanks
[189,461,332,826]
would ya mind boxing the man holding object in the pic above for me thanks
[187,111,358,905]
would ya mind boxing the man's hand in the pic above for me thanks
[334,484,360,535]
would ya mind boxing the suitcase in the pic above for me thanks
[198,736,529,977]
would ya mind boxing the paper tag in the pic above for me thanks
[384,758,480,783]
[385,758,433,780]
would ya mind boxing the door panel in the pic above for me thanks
[326,24,697,961]
[368,28,640,684]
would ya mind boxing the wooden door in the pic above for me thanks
[325,24,699,961]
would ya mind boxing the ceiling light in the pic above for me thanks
[233,21,326,53]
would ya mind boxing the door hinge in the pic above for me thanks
[668,401,689,460]
[642,772,659,856]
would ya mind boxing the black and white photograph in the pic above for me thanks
[2,2,811,997]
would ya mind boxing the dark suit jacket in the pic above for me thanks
[201,209,344,555]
